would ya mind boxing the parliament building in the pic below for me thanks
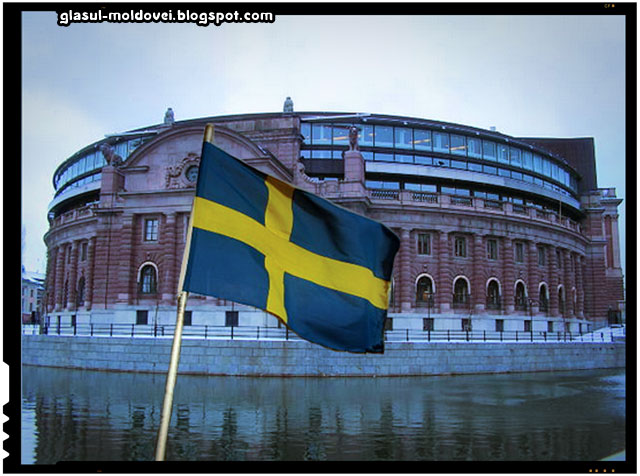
[43,104,625,334]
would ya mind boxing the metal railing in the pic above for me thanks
[23,323,624,344]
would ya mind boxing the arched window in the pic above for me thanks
[139,265,157,294]
[76,277,85,307]
[539,284,549,312]
[486,279,501,310]
[416,275,434,307]
[453,277,469,308]
[515,282,527,311]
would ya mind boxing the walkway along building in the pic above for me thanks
[43,106,625,334]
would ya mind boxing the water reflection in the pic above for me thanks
[22,366,625,463]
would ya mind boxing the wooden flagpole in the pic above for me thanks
[155,124,214,461]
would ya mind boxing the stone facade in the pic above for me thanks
[22,335,625,377]
[43,111,625,333]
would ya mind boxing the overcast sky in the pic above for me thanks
[21,12,627,278]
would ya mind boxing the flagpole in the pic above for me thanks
[154,289,188,461]
[154,124,214,461]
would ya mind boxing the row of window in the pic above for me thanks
[365,179,574,207]
[55,172,101,197]
[412,275,574,314]
[418,318,574,333]
[135,310,238,327]
[414,232,577,268]
[304,148,576,197]
[300,122,578,191]
[54,135,151,191]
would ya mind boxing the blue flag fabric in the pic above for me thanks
[181,140,400,353]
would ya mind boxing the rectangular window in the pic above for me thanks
[406,183,437,192]
[495,319,504,332]
[542,158,551,177]
[225,311,239,327]
[433,132,449,153]
[483,141,497,161]
[483,165,497,175]
[533,154,543,173]
[522,151,533,170]
[557,250,563,269]
[395,154,413,163]
[332,126,349,146]
[510,147,522,167]
[547,321,554,333]
[538,246,546,266]
[451,160,466,170]
[497,144,509,164]
[487,239,498,260]
[81,242,88,261]
[144,218,159,242]
[311,124,331,145]
[374,125,393,147]
[300,123,311,143]
[417,233,431,255]
[313,150,332,159]
[384,318,393,331]
[498,168,511,177]
[414,155,432,165]
[524,320,532,332]
[454,236,467,258]
[450,135,467,156]
[411,129,430,151]
[461,319,471,331]
[394,127,413,149]
[515,242,525,263]
[136,310,148,325]
[184,310,192,326]
[467,137,482,158]
[374,152,393,162]
[423,318,434,331]
[361,124,374,147]
[468,162,483,172]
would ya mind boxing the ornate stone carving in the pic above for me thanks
[348,126,360,151]
[165,153,200,189]
[99,143,123,166]
[283,96,294,113]
[164,107,175,125]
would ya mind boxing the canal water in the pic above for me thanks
[21,366,625,463]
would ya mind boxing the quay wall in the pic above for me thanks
[21,335,625,376]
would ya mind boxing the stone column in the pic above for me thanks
[564,250,575,317]
[437,232,452,312]
[472,234,485,313]
[45,247,56,313]
[54,244,66,311]
[575,254,585,318]
[161,212,177,302]
[502,238,515,313]
[548,247,559,316]
[527,242,540,315]
[118,214,135,304]
[398,228,412,312]
[85,237,96,310]
[66,241,79,310]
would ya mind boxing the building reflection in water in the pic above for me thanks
[21,366,625,463]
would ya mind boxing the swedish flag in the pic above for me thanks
[181,134,400,353]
